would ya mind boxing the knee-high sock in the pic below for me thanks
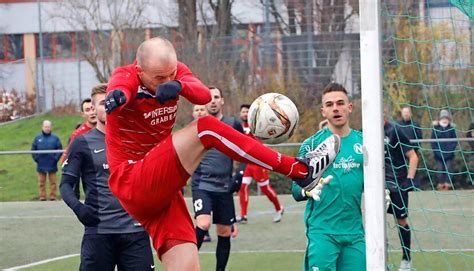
[260,184,282,212]
[195,226,207,250]
[216,236,231,271]
[197,116,307,179]
[399,224,411,261]
[239,184,249,217]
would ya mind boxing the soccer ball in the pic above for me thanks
[248,93,299,144]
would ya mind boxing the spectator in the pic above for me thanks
[431,110,458,191]
[396,106,423,189]
[467,122,474,185]
[31,120,62,201]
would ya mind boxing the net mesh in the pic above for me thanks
[381,0,473,270]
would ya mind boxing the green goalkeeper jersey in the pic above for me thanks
[292,128,364,235]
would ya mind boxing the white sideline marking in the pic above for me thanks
[7,248,474,270]
[5,253,79,270]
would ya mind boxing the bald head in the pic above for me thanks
[136,37,177,71]
[135,37,179,92]
[42,120,52,134]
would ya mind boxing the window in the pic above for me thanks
[76,32,91,55]
[55,32,73,58]
[35,32,77,60]
[36,33,53,59]
[93,30,111,56]
[0,35,5,60]
[0,34,23,61]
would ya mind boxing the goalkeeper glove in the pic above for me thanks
[385,189,391,211]
[302,175,333,201]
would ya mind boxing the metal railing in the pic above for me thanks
[1,138,472,155]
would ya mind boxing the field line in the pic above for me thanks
[4,254,79,271]
[7,248,474,270]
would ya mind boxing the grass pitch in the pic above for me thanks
[1,192,472,270]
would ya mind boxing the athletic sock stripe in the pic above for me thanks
[198,130,273,170]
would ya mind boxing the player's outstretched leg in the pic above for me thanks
[172,116,340,194]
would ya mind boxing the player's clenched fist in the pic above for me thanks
[303,175,333,201]
[105,89,126,113]
[156,80,182,104]
[73,203,100,226]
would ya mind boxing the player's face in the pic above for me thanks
[81,102,97,125]
[136,62,177,92]
[92,93,107,125]
[192,105,208,119]
[401,107,411,121]
[320,91,352,128]
[42,123,51,134]
[240,107,249,122]
[206,88,224,116]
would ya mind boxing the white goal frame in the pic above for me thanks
[359,0,387,270]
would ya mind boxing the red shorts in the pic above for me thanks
[108,135,196,257]
[243,163,270,182]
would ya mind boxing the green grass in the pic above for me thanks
[1,194,472,270]
[18,251,474,271]
[0,113,82,201]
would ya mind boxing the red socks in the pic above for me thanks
[197,116,307,179]
[260,184,282,212]
[239,184,249,217]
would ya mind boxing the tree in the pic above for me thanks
[49,0,152,82]
[208,0,233,37]
[177,0,198,42]
[264,0,359,93]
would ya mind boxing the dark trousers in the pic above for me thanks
[80,231,154,271]
[434,159,454,186]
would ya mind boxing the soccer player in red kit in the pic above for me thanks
[237,104,284,224]
[105,37,339,270]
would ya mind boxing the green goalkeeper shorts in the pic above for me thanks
[304,233,366,271]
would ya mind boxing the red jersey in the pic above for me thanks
[106,61,210,169]
[241,121,257,139]
[61,122,93,163]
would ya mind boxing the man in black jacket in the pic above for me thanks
[431,110,458,190]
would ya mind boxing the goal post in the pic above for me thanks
[359,0,387,270]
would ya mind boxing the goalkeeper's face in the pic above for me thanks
[320,91,352,128]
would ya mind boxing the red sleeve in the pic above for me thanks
[61,128,80,163]
[106,65,139,111]
[175,61,211,105]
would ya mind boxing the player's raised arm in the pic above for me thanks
[105,68,138,114]
[175,61,211,105]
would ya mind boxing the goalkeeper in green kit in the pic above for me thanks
[292,83,365,271]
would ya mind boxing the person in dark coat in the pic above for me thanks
[32,120,62,200]
[466,122,474,186]
[431,110,457,190]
